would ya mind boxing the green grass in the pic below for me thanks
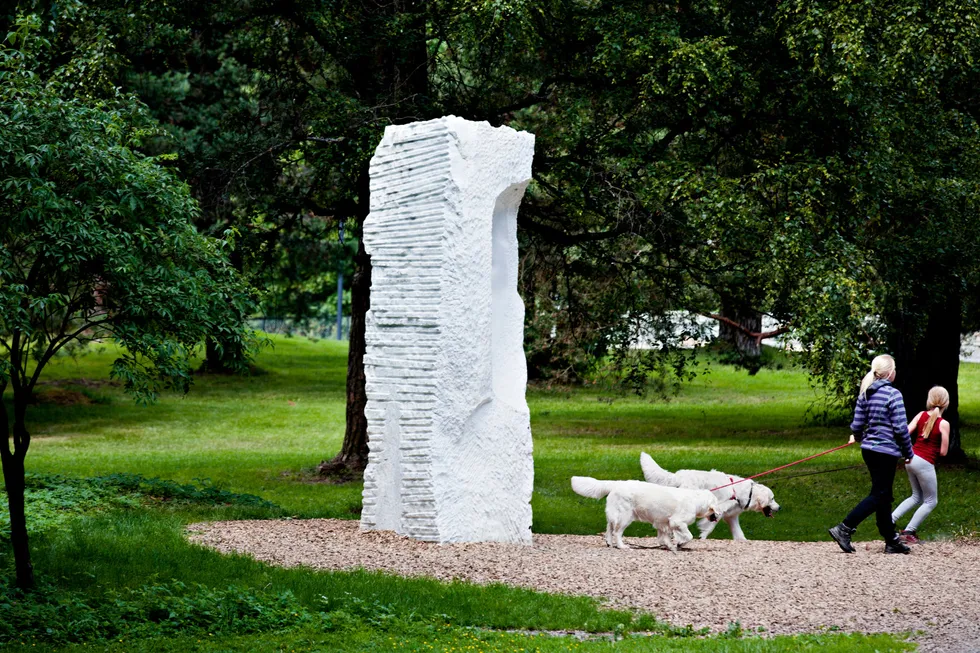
[531,355,980,541]
[25,511,657,633]
[4,336,960,651]
[20,337,361,517]
[2,624,911,653]
[20,338,980,541]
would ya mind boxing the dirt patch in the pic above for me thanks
[36,378,121,389]
[188,519,980,653]
[278,468,363,487]
[31,388,93,406]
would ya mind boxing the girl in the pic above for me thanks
[891,386,950,543]
[829,354,914,554]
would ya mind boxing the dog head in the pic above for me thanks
[749,483,780,517]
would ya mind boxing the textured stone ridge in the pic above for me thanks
[360,116,535,544]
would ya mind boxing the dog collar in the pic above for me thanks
[729,477,740,509]
[729,477,754,511]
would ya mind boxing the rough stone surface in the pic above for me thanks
[189,519,980,653]
[360,116,535,544]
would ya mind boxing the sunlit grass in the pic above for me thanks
[1,336,936,651]
[13,337,980,542]
[18,337,359,516]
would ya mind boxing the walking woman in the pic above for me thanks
[892,386,950,543]
[829,354,914,554]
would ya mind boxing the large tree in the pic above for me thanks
[509,0,980,460]
[28,0,980,471]
[0,12,255,589]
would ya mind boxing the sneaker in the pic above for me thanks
[899,530,920,544]
[829,523,856,553]
[885,538,911,554]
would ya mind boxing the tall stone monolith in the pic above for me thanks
[359,116,534,544]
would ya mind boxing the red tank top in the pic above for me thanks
[911,412,944,465]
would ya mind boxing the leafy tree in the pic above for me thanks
[504,0,980,463]
[782,0,980,458]
[0,14,255,589]
[22,0,980,471]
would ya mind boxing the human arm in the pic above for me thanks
[908,412,923,434]
[849,395,868,441]
[891,395,914,461]
[940,420,950,457]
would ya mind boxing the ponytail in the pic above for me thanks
[858,371,876,397]
[858,355,896,397]
[920,386,950,440]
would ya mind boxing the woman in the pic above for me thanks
[828,354,914,554]
[891,386,950,543]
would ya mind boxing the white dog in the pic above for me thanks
[639,452,780,541]
[570,476,728,551]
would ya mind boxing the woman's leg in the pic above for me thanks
[892,462,924,524]
[844,449,899,539]
[904,459,938,533]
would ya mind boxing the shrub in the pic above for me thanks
[0,474,281,540]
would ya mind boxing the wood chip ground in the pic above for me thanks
[188,519,980,652]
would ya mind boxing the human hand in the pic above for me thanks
[848,434,855,444]
[905,457,913,465]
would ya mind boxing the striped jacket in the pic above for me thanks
[850,379,914,460]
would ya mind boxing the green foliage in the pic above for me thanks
[0,12,256,403]
[0,573,911,652]
[0,578,328,645]
[0,473,282,540]
[11,0,980,404]
[0,475,136,539]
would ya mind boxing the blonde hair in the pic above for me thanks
[858,354,896,397]
[919,386,950,440]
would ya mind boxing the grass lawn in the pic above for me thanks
[5,335,967,651]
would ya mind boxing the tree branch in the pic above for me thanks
[701,312,791,344]
[520,214,630,246]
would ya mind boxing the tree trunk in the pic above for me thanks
[319,221,372,477]
[718,297,763,358]
[1,398,34,590]
[201,337,247,374]
[342,235,372,468]
[318,0,429,478]
[891,291,966,463]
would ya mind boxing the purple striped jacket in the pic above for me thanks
[850,379,914,460]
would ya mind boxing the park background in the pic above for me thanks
[5,0,980,651]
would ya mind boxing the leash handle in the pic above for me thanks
[709,441,854,492]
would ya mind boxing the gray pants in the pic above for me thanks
[892,455,938,533]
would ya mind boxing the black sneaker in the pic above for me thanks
[885,538,911,554]
[829,523,856,553]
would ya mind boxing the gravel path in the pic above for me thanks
[188,519,980,652]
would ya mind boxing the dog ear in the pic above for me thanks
[752,485,774,511]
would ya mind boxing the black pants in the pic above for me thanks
[843,448,900,540]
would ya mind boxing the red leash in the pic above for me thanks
[709,441,855,492]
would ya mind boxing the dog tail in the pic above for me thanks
[570,476,614,500]
[639,452,681,487]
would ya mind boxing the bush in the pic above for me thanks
[0,579,331,645]
[0,474,281,540]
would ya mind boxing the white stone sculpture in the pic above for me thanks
[360,116,534,544]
